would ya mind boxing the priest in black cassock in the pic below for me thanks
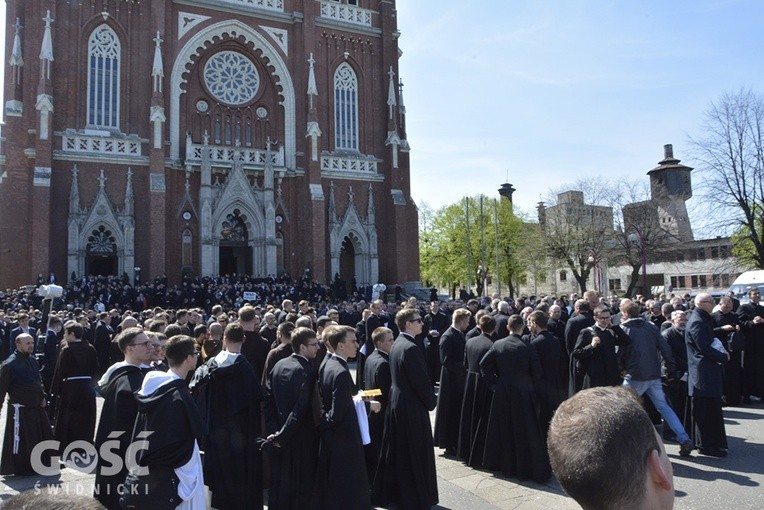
[457,314,495,466]
[373,308,438,509]
[433,308,471,455]
[570,306,631,391]
[189,323,265,510]
[265,327,321,510]
[363,326,394,482]
[527,310,565,441]
[0,333,56,476]
[317,325,373,509]
[93,327,149,509]
[50,321,98,451]
[480,315,551,483]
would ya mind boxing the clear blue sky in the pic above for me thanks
[396,0,764,217]
[2,1,763,219]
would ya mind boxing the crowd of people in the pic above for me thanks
[0,278,762,509]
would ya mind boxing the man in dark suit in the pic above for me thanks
[687,293,730,457]
[423,301,449,385]
[357,300,383,387]
[493,301,511,340]
[265,327,321,509]
[363,326,393,483]
[8,313,37,361]
[528,310,565,440]
[737,288,764,402]
[373,307,438,509]
[434,308,470,455]
[93,312,113,374]
[317,325,374,509]
[565,299,595,354]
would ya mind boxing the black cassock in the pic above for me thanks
[434,326,466,453]
[662,326,692,433]
[480,334,551,483]
[0,350,55,476]
[373,333,438,509]
[317,355,370,509]
[712,310,743,405]
[528,331,564,441]
[94,363,144,510]
[572,325,630,390]
[363,349,391,483]
[357,312,382,388]
[190,353,264,510]
[457,333,493,466]
[737,302,764,398]
[265,354,320,510]
[51,341,98,450]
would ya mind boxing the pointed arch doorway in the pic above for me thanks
[218,209,253,275]
[339,235,359,290]
[85,225,118,276]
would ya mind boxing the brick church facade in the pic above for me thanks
[0,0,419,289]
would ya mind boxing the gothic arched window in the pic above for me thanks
[87,225,117,253]
[182,229,193,266]
[87,25,121,129]
[334,63,359,151]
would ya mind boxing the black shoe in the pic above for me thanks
[679,441,693,457]
[699,447,727,457]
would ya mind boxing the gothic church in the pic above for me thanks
[0,0,419,288]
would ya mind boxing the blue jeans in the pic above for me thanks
[623,378,690,443]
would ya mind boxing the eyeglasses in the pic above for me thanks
[408,318,423,323]
[130,341,151,348]
[596,316,611,320]
[307,342,320,347]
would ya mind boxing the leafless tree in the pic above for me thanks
[688,88,764,269]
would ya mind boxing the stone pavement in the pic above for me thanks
[3,390,764,508]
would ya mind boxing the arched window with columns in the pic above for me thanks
[87,25,121,129]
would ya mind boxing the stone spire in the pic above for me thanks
[328,181,337,224]
[385,67,401,168]
[387,66,397,119]
[398,78,406,117]
[10,18,23,70]
[69,166,80,214]
[306,53,322,162]
[39,10,54,79]
[307,53,318,109]
[36,11,55,140]
[152,32,164,93]
[124,168,134,216]
[367,183,375,221]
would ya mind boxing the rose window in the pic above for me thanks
[203,51,260,106]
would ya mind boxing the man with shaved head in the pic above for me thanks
[0,333,55,475]
[687,293,730,456]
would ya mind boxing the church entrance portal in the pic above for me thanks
[219,245,252,276]
[339,236,356,291]
[219,209,252,275]
[86,254,117,276]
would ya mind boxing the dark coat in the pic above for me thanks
[317,355,369,509]
[529,330,565,436]
[493,312,511,340]
[737,301,764,397]
[564,311,594,353]
[434,326,467,451]
[363,348,391,483]
[356,312,382,388]
[189,353,264,510]
[458,332,493,466]
[424,310,449,384]
[50,341,98,449]
[266,354,319,510]
[0,350,54,476]
[94,364,144,509]
[572,324,630,391]
[712,310,743,405]
[686,307,728,398]
[373,334,438,509]
[480,335,550,482]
